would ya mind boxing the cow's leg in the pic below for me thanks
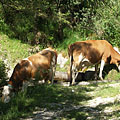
[69,56,73,85]
[95,64,98,79]
[71,64,78,85]
[99,60,105,80]
[50,65,56,84]
[71,54,84,85]
[22,81,28,92]
[51,55,56,84]
[52,64,56,83]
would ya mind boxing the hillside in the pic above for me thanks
[0,33,120,119]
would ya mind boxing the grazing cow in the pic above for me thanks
[68,40,120,85]
[2,47,57,103]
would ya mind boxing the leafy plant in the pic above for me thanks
[93,0,120,46]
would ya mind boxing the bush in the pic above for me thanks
[0,59,7,87]
[93,0,120,46]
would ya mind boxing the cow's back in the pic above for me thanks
[28,53,50,70]
[70,40,112,64]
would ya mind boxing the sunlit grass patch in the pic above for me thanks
[105,69,120,80]
[0,33,31,67]
[94,84,120,98]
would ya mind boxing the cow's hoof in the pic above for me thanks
[99,77,103,80]
[70,82,76,86]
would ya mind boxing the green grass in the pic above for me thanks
[0,84,92,120]
[105,69,120,80]
[95,85,120,98]
[0,33,31,67]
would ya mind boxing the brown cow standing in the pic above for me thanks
[2,47,57,103]
[68,40,120,85]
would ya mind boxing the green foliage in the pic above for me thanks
[0,4,11,35]
[1,0,120,46]
[0,59,7,87]
[0,0,106,46]
[92,0,120,46]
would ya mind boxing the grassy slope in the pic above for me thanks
[0,33,120,119]
[0,33,31,67]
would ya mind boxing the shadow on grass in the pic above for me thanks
[1,82,120,120]
[91,100,120,119]
[0,84,93,120]
[59,99,120,120]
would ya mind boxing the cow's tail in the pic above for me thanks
[68,45,73,85]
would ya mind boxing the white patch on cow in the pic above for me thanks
[99,60,105,80]
[23,58,32,66]
[2,85,11,103]
[43,47,52,51]
[113,47,120,54]
[57,54,68,68]
[2,86,10,96]
[82,58,91,67]
[78,54,92,70]
[82,58,90,62]
[78,53,84,63]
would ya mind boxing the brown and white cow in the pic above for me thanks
[2,47,57,103]
[68,40,120,85]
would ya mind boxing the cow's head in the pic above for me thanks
[1,85,13,103]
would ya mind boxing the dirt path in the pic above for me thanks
[20,80,120,120]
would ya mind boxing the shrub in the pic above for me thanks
[93,0,120,46]
[0,59,7,87]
